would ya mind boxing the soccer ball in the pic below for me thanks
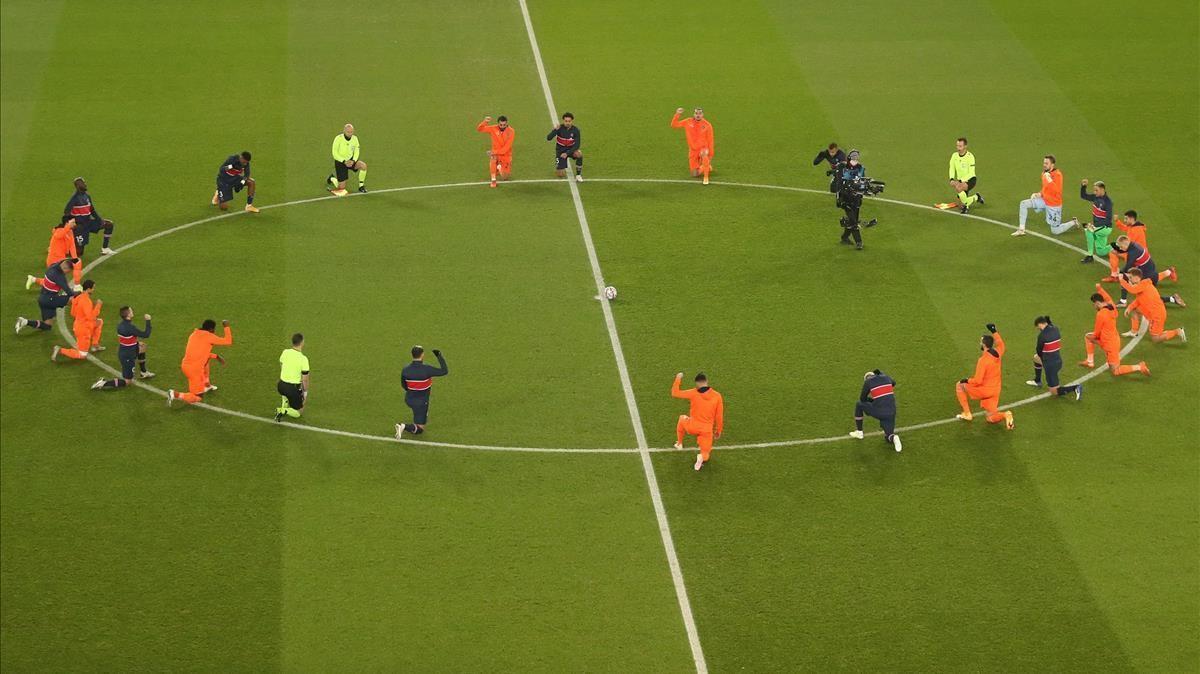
[603,285,617,300]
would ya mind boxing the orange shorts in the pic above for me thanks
[493,154,512,173]
[681,417,714,452]
[73,318,102,352]
[181,362,207,395]
[1144,311,1167,336]
[688,149,712,171]
[1099,340,1121,367]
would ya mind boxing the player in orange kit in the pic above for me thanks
[671,372,725,471]
[51,279,103,362]
[168,318,233,405]
[1080,284,1148,376]
[26,219,81,291]
[670,107,714,185]
[477,115,515,188]
[955,323,1015,429]
[1119,268,1186,344]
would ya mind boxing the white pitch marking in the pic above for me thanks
[61,178,1141,455]
[514,1,707,670]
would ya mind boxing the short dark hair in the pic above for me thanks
[497,115,507,122]
[411,345,424,358]
[1091,293,1105,303]
[828,142,839,150]
[957,137,968,144]
[120,306,132,317]
[240,151,252,161]
[1124,210,1137,219]
[694,372,707,383]
[981,335,995,349]
[291,332,304,346]
[1044,154,1056,164]
[201,319,217,331]
[1034,315,1052,326]
[81,279,95,291]
[561,112,574,120]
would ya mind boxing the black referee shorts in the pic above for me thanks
[278,381,304,410]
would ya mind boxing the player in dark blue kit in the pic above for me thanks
[211,151,258,213]
[1026,316,1081,399]
[15,258,80,334]
[546,112,583,181]
[92,306,154,390]
[395,346,449,437]
[64,177,115,256]
[849,369,902,452]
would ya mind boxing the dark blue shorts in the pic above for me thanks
[406,396,430,424]
[1043,357,1062,388]
[119,350,138,379]
[216,180,242,204]
[555,147,579,170]
[38,292,70,320]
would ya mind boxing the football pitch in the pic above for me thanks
[1,0,1197,671]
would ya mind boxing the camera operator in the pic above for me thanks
[832,150,878,250]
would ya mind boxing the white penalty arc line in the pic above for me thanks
[58,177,1143,454]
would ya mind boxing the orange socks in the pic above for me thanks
[60,348,86,360]
[1162,329,1179,341]
[985,411,1005,424]
[179,392,202,404]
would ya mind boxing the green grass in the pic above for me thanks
[2,0,1197,671]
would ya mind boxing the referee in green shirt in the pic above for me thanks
[326,123,368,196]
[275,333,310,421]
[948,136,984,213]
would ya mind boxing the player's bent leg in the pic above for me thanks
[955,382,973,420]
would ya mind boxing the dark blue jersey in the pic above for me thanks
[859,371,896,416]
[217,155,251,185]
[64,190,102,227]
[1121,241,1154,273]
[546,126,581,154]
[1080,185,1113,229]
[401,352,448,398]
[1035,324,1063,362]
[38,262,78,299]
[812,149,846,167]
[117,318,151,352]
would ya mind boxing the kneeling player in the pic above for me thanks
[15,258,80,334]
[546,112,583,181]
[92,307,153,389]
[168,319,233,405]
[212,151,258,213]
[849,369,902,452]
[671,372,725,471]
[395,346,448,436]
[275,333,310,421]
[26,219,80,291]
[1080,285,1148,376]
[51,279,104,362]
[1026,315,1081,399]
[955,323,1014,429]
[477,116,515,187]
[1120,269,1186,345]
[670,107,714,185]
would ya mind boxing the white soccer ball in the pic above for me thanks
[603,285,617,300]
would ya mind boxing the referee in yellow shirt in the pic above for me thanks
[327,123,368,196]
[275,333,310,421]
[948,136,984,213]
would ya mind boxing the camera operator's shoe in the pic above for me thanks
[855,242,863,250]
[839,238,852,246]
[864,219,878,228]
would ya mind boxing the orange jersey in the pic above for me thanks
[69,292,101,326]
[967,331,1006,394]
[476,122,515,156]
[671,377,724,435]
[46,223,78,266]
[1115,220,1148,249]
[1040,169,1063,207]
[1120,276,1166,319]
[181,327,232,367]
[670,113,714,154]
[1092,287,1120,344]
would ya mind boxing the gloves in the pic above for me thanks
[432,349,442,357]
[985,323,997,334]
